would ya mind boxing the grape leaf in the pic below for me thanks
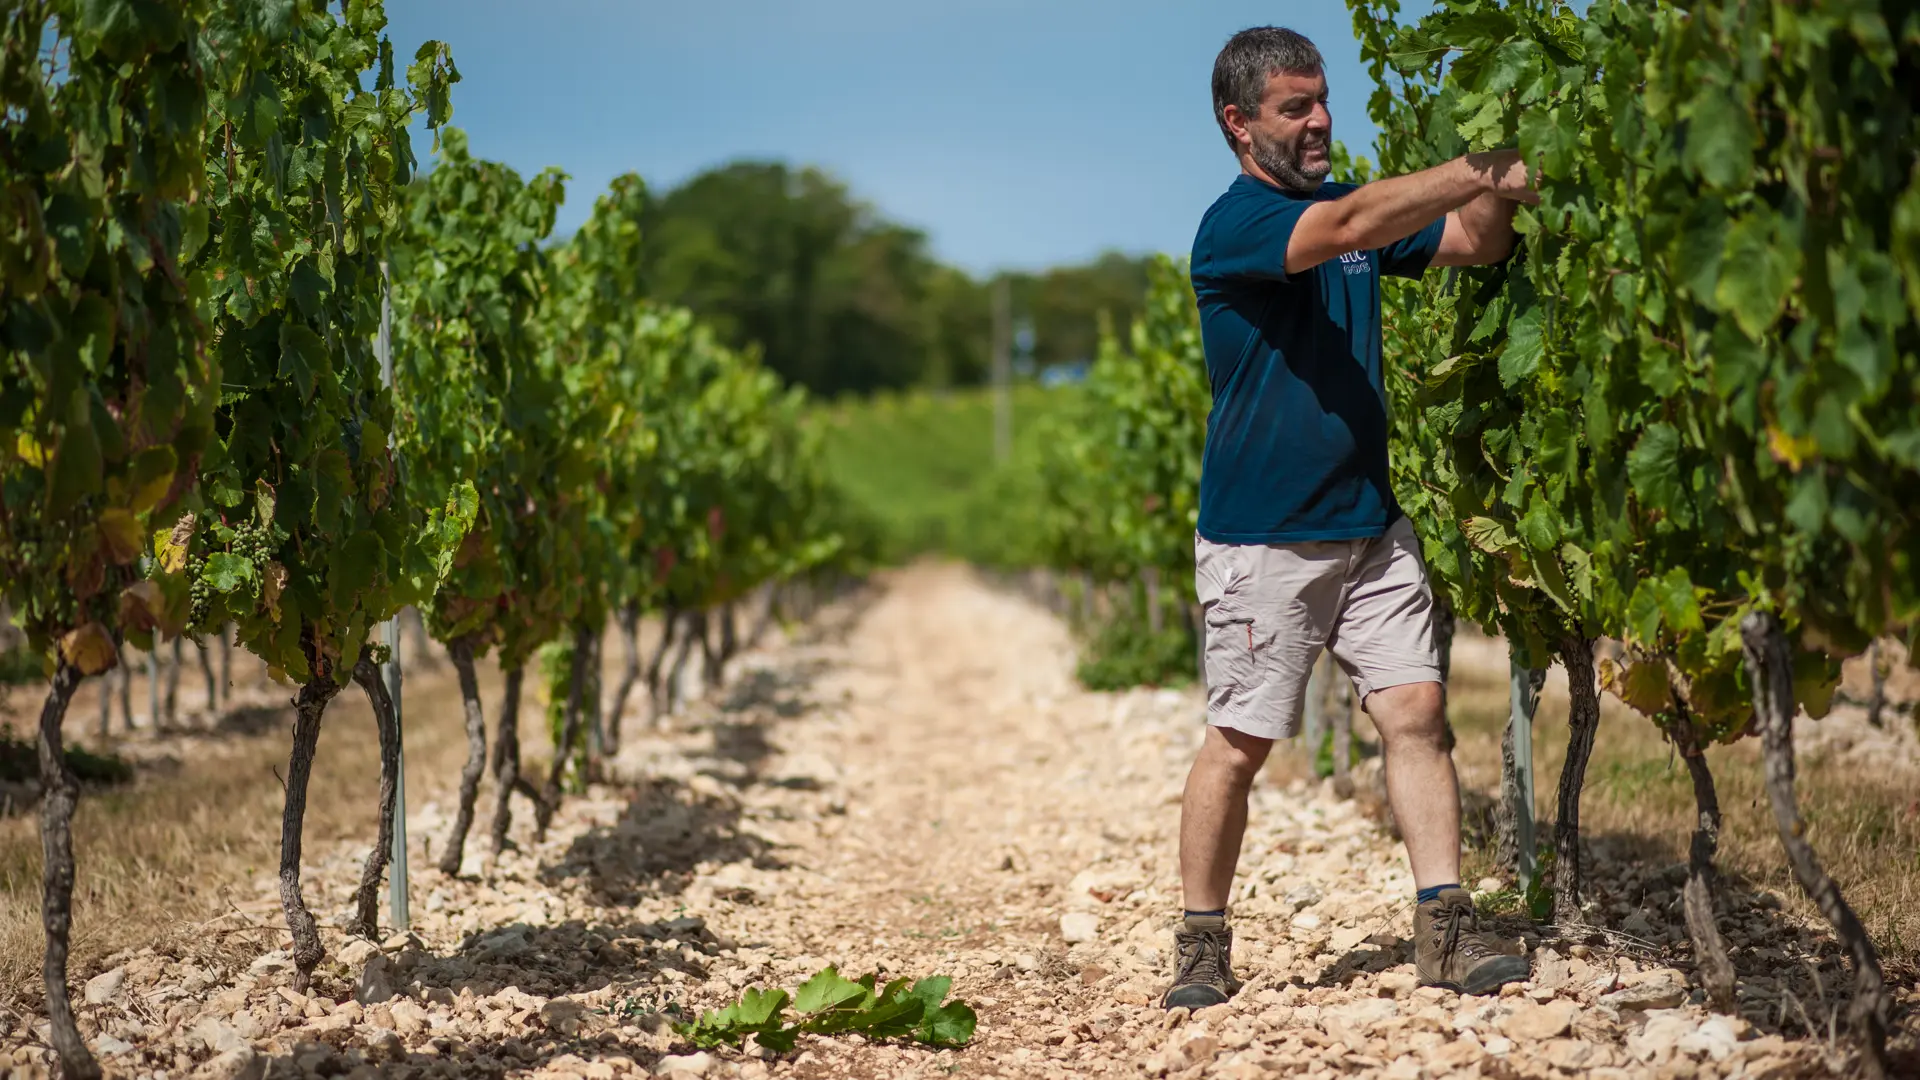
[59,623,117,676]
[1498,303,1544,388]
[918,1001,978,1048]
[205,553,256,594]
[792,966,867,1015]
[1682,86,1755,191]
[1626,423,1691,527]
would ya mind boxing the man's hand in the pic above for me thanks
[1282,150,1537,275]
[1466,150,1538,205]
[1430,153,1537,266]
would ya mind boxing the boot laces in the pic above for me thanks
[1438,903,1498,962]
[1175,929,1229,987]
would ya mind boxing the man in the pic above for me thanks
[1165,27,1536,1009]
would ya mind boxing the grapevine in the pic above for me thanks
[388,125,573,869]
[0,1,228,1072]
[1022,2,1912,1069]
[164,0,470,993]
[1346,0,1912,1068]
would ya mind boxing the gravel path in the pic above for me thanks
[6,564,1901,1078]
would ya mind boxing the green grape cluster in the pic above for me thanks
[186,553,213,627]
[227,519,281,571]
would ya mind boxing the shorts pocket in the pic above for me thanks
[1202,606,1259,709]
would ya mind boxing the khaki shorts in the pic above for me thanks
[1195,516,1441,740]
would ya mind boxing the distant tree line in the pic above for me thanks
[632,161,1151,398]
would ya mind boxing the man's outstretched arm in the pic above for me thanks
[1284,150,1534,275]
[1430,191,1521,267]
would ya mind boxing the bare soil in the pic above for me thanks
[3,564,1917,1078]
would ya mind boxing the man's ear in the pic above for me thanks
[1221,104,1254,151]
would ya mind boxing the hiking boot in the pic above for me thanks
[1163,914,1239,1009]
[1415,888,1530,995]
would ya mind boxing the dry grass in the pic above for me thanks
[1436,631,1920,968]
[0,612,687,1007]
[0,650,498,1002]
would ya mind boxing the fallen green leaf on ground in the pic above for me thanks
[676,965,979,1052]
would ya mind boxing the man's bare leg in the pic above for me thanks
[1368,678,1528,991]
[1363,680,1459,888]
[1178,724,1275,911]
[1165,723,1274,1008]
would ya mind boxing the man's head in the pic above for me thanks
[1212,27,1331,193]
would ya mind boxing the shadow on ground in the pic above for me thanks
[541,776,787,909]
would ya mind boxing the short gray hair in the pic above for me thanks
[1211,27,1325,151]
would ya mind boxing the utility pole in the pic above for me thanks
[992,276,1011,464]
[378,266,409,933]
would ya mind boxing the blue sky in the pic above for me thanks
[384,1,1395,276]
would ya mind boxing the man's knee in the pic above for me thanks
[1198,724,1274,787]
[1367,681,1449,750]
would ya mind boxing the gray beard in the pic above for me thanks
[1252,131,1331,193]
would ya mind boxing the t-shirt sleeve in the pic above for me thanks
[1193,194,1315,283]
[1378,216,1446,278]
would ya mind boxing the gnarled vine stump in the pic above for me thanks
[39,660,100,1080]
[1553,635,1599,925]
[280,668,342,991]
[439,637,489,875]
[1741,613,1889,1077]
[349,656,402,939]
[1666,697,1735,1011]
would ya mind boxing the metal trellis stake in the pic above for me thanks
[146,647,159,729]
[141,554,159,730]
[378,266,409,933]
[1508,651,1540,897]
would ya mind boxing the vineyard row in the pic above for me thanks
[0,4,861,1078]
[1014,0,1917,1074]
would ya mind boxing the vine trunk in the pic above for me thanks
[719,600,738,668]
[1553,636,1599,925]
[39,660,100,1080]
[280,671,342,991]
[538,624,594,839]
[606,602,642,750]
[700,608,722,692]
[1741,613,1889,1076]
[645,606,681,719]
[163,638,181,726]
[665,609,703,715]
[1666,703,1735,1012]
[349,656,401,940]
[489,666,536,855]
[197,638,219,714]
[439,638,488,875]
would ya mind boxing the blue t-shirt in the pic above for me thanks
[1190,174,1444,545]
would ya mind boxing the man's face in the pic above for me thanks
[1236,69,1332,192]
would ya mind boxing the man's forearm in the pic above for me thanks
[1323,151,1527,253]
[1454,192,1517,262]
